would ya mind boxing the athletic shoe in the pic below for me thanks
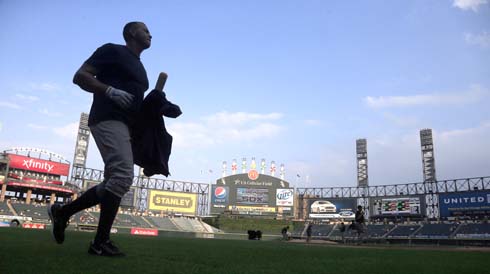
[47,203,68,244]
[88,240,125,257]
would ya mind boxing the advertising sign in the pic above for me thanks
[307,198,357,219]
[211,185,229,205]
[276,189,294,206]
[237,188,269,205]
[148,190,197,215]
[371,197,422,216]
[211,173,291,216]
[130,228,158,236]
[22,223,46,229]
[229,205,276,213]
[120,187,136,207]
[7,154,69,176]
[7,181,73,194]
[439,191,490,217]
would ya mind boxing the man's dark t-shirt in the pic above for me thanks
[85,43,149,126]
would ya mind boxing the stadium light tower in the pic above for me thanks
[356,139,368,187]
[420,129,437,182]
[71,112,90,187]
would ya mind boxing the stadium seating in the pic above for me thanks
[172,217,200,232]
[147,216,180,231]
[10,203,49,223]
[310,224,334,238]
[114,213,141,227]
[0,202,12,215]
[131,215,153,228]
[365,224,395,238]
[385,225,421,238]
[291,224,305,237]
[72,211,98,225]
[455,223,490,239]
[327,224,344,240]
[413,223,459,239]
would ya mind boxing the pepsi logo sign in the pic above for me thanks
[215,187,227,199]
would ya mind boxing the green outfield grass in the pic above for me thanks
[0,228,488,274]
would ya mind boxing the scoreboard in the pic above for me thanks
[371,196,425,216]
[210,171,293,216]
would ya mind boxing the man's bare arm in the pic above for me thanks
[73,63,109,94]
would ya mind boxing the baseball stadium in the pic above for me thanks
[0,114,488,274]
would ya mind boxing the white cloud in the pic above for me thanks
[465,31,490,48]
[15,94,39,102]
[27,123,48,130]
[0,101,21,110]
[53,122,78,139]
[168,111,284,148]
[202,111,283,125]
[365,85,487,108]
[435,122,490,179]
[39,108,63,117]
[29,82,61,92]
[382,113,419,127]
[453,0,488,12]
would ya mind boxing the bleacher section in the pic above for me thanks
[310,224,334,238]
[386,225,421,238]
[0,202,11,215]
[131,215,153,228]
[327,224,343,240]
[10,203,49,223]
[147,216,180,231]
[114,213,143,228]
[2,201,489,242]
[455,223,490,239]
[172,217,204,232]
[72,211,97,225]
[291,223,305,237]
[413,223,459,239]
[366,224,395,238]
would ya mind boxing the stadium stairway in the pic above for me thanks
[450,224,463,238]
[384,224,399,238]
[139,216,156,228]
[169,217,184,231]
[412,225,424,237]
[7,202,17,216]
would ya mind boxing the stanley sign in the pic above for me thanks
[148,190,197,215]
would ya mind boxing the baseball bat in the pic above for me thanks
[155,72,168,91]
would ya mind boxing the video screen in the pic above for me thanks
[236,188,269,205]
[372,197,421,215]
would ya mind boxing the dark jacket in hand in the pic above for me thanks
[131,89,182,177]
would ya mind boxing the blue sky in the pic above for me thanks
[0,0,489,188]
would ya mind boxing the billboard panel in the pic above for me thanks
[8,154,69,176]
[439,191,490,218]
[148,190,197,215]
[276,189,294,206]
[229,205,276,214]
[306,198,357,219]
[237,188,269,205]
[210,173,291,215]
[120,187,136,207]
[211,185,229,205]
[371,197,423,216]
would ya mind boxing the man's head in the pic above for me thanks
[123,22,152,50]
[357,205,363,211]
